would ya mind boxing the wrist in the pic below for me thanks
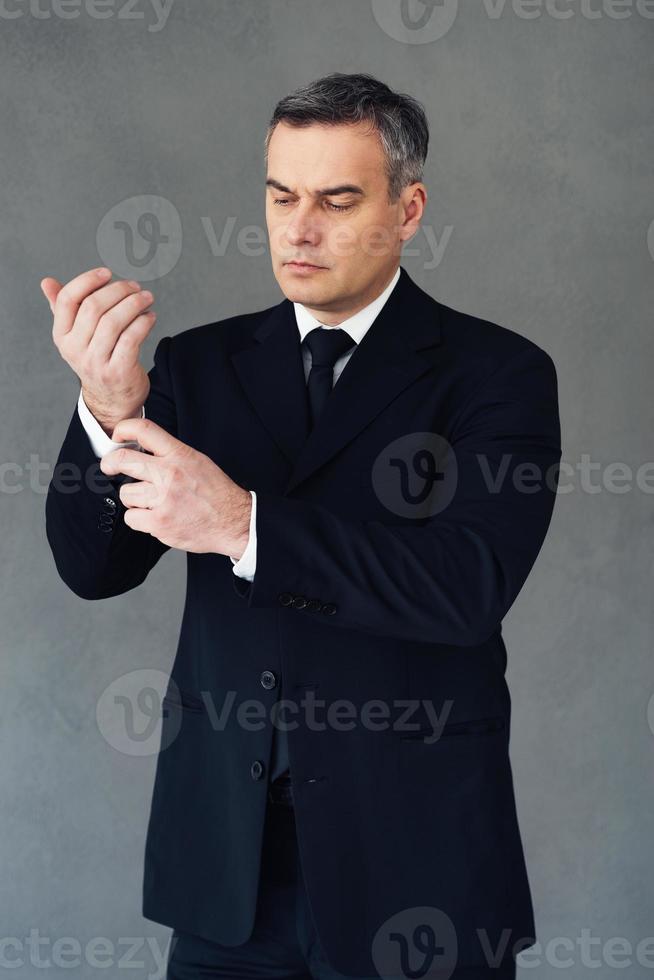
[226,488,252,560]
[81,390,144,438]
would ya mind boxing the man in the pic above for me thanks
[44,73,561,979]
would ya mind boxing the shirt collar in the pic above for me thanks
[293,265,401,346]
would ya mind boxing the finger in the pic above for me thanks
[118,479,156,509]
[72,279,148,353]
[52,267,113,344]
[100,445,162,482]
[122,506,157,536]
[85,287,155,360]
[40,277,62,314]
[109,310,158,368]
[111,416,180,458]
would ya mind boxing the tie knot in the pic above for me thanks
[303,326,355,367]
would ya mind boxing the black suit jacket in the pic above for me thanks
[45,266,561,975]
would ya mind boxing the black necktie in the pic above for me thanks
[303,327,356,428]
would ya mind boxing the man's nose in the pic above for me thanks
[284,206,322,246]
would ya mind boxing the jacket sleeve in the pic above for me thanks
[45,335,177,600]
[233,343,562,646]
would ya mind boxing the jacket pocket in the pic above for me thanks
[398,714,505,741]
[161,686,207,714]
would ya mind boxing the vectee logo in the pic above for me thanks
[96,194,182,281]
[371,0,460,43]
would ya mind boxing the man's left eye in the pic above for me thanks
[327,202,354,212]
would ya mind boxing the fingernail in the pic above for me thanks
[96,267,111,278]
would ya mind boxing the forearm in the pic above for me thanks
[45,336,177,599]
[233,344,562,646]
[45,405,165,598]
[234,477,559,646]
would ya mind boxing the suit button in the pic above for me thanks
[292,595,308,610]
[102,497,117,514]
[306,599,322,613]
[321,602,337,616]
[278,592,294,607]
[98,515,114,532]
[250,760,265,781]
[260,669,277,690]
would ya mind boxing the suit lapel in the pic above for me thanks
[230,299,311,465]
[230,267,443,495]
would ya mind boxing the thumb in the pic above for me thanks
[40,277,62,314]
[112,417,178,457]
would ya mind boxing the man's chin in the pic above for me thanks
[277,266,334,301]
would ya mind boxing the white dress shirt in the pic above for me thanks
[77,265,401,582]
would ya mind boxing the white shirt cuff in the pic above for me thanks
[230,490,257,581]
[77,388,145,458]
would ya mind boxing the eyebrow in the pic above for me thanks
[265,178,365,197]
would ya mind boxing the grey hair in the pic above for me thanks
[264,72,429,201]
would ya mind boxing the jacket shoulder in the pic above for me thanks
[433,295,556,376]
[166,300,283,356]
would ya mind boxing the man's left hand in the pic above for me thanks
[99,417,251,559]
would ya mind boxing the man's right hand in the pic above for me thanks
[42,267,157,438]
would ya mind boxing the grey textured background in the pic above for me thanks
[1,1,652,977]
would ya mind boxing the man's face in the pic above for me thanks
[265,121,424,318]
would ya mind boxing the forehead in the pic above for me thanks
[266,121,386,191]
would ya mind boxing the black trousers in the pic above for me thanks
[166,779,517,979]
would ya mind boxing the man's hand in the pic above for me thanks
[42,267,157,437]
[99,417,252,559]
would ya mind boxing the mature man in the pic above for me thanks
[44,73,561,979]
